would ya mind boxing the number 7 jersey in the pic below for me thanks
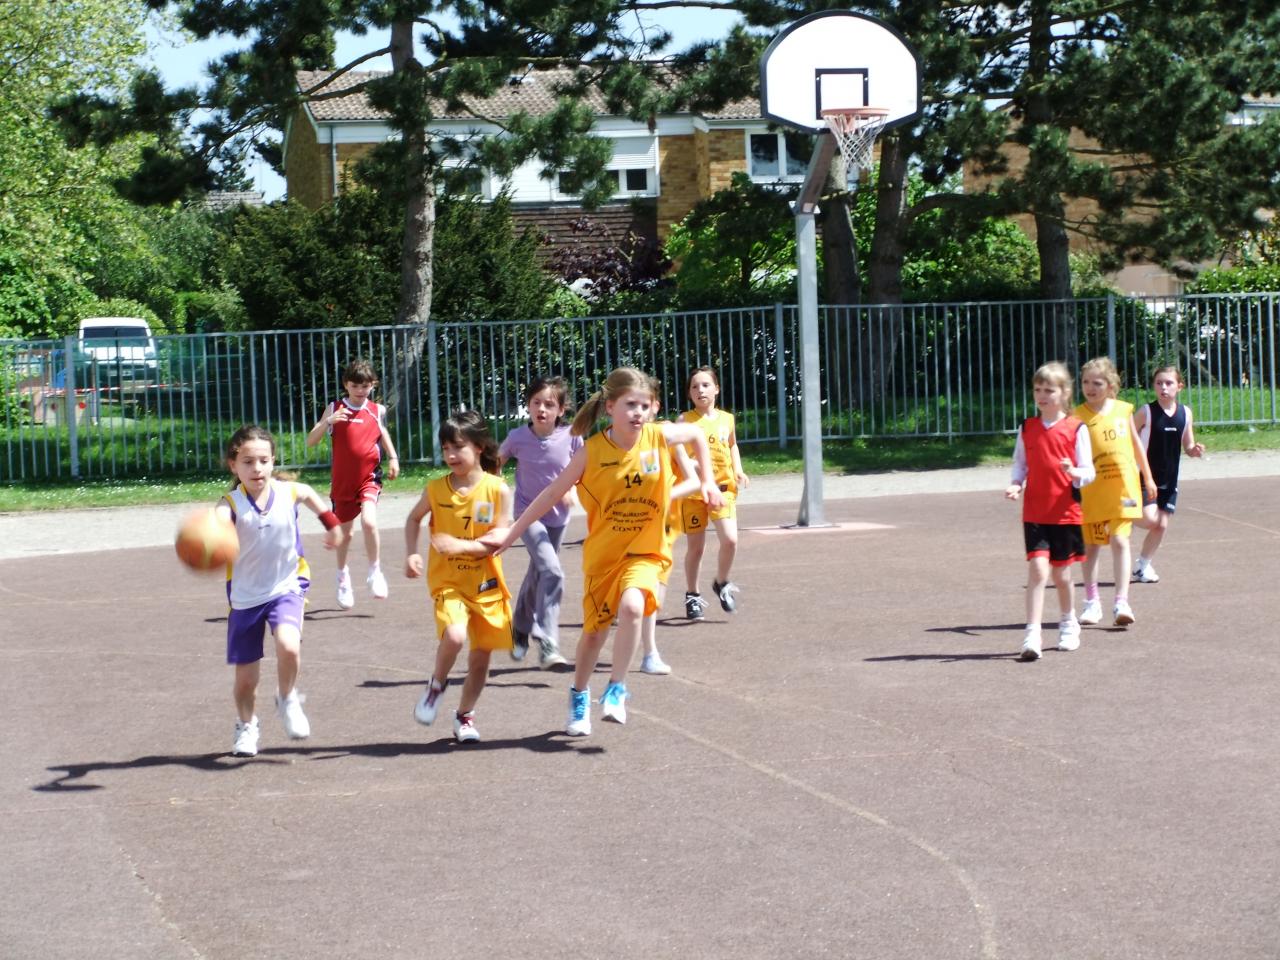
[425,473,510,600]
[576,422,675,577]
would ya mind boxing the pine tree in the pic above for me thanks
[52,1,761,330]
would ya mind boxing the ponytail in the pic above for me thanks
[571,391,606,436]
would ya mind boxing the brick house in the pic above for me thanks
[282,68,814,254]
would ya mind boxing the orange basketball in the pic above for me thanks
[175,508,239,572]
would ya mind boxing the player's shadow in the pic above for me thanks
[33,733,600,793]
[358,672,555,689]
[861,623,1027,663]
[202,609,374,624]
[926,622,1029,638]
[865,651,1020,663]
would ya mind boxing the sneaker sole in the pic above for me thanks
[1078,614,1102,625]
[601,710,626,724]
[1019,648,1041,661]
[566,723,591,736]
[539,656,568,670]
[641,665,671,675]
[1114,613,1135,626]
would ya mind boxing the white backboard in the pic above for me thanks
[759,11,921,133]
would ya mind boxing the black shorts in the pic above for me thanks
[1023,522,1085,566]
[1142,485,1178,513]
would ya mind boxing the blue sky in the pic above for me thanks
[145,10,743,200]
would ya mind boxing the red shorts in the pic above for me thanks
[331,477,382,523]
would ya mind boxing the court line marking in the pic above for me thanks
[634,705,1001,960]
[1182,504,1280,537]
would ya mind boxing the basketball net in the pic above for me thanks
[822,107,889,186]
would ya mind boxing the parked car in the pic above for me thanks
[77,317,159,382]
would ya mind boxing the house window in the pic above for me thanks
[555,167,653,199]
[442,166,486,198]
[749,132,815,181]
[622,168,649,192]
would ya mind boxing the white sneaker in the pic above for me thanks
[1019,629,1042,661]
[566,687,592,736]
[1114,599,1135,626]
[275,690,310,739]
[600,682,629,724]
[336,567,355,609]
[1058,616,1081,652]
[640,653,671,675]
[232,716,259,757]
[415,679,446,726]
[1132,562,1160,584]
[453,711,480,743]
[367,566,389,599]
[1079,598,1103,625]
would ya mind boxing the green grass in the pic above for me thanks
[3,424,1275,513]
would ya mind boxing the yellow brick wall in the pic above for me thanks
[658,134,701,239]
[336,143,375,192]
[706,129,745,195]
[283,107,329,210]
[657,129,750,239]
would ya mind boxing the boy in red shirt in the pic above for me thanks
[307,359,400,608]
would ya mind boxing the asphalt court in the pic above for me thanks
[2,474,1278,959]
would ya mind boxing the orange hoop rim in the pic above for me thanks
[821,106,890,135]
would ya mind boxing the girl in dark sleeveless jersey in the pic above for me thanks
[1132,366,1205,583]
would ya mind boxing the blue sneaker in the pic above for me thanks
[600,682,629,724]
[566,687,591,736]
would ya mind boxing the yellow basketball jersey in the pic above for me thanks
[1074,399,1142,521]
[679,408,736,493]
[425,473,509,599]
[577,422,674,577]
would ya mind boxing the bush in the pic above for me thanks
[173,288,247,333]
[665,173,797,309]
[73,298,163,333]
[1186,264,1280,294]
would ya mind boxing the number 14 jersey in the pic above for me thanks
[576,422,675,577]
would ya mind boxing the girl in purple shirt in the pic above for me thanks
[497,377,584,668]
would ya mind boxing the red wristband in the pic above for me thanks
[319,510,340,531]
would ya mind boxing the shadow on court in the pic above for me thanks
[3,476,1278,960]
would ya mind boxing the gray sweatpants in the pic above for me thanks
[513,521,567,644]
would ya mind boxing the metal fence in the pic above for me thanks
[3,293,1277,483]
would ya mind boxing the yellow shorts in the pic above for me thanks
[679,489,737,535]
[1083,518,1134,546]
[433,588,513,651]
[582,556,665,632]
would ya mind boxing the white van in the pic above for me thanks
[77,317,159,381]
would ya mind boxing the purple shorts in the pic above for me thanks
[226,592,305,664]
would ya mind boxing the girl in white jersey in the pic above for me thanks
[216,425,344,758]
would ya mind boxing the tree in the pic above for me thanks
[219,184,553,330]
[54,3,757,320]
[663,173,796,309]
[0,0,157,335]
[860,3,1280,308]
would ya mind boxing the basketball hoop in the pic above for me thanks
[822,107,889,185]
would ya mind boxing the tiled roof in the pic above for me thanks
[297,68,760,123]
